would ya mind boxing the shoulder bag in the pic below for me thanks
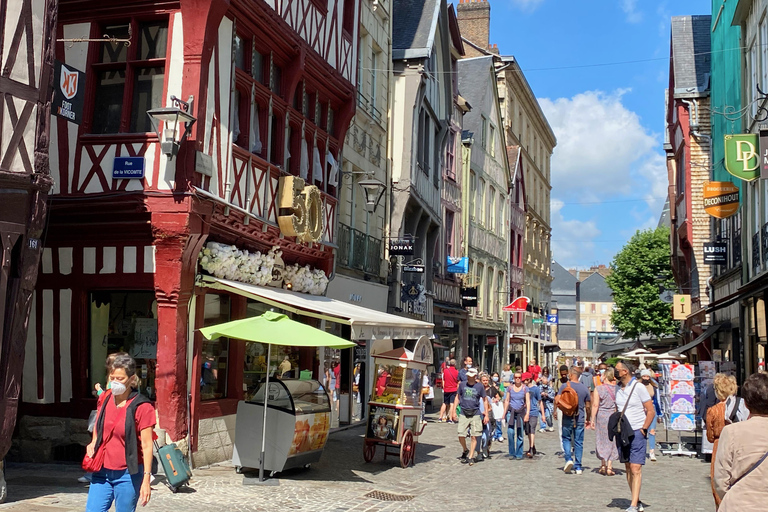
[730,449,768,489]
[82,401,118,473]
[609,381,637,447]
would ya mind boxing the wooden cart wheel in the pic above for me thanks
[363,441,376,462]
[400,430,415,468]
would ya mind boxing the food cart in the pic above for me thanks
[233,379,331,475]
[363,337,431,468]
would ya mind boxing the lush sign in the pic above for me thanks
[703,242,727,265]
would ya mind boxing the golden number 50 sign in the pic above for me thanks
[277,176,324,242]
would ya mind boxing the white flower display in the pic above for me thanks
[282,263,329,295]
[198,242,327,295]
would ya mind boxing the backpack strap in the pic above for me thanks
[728,397,741,424]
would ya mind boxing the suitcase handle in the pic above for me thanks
[155,440,179,476]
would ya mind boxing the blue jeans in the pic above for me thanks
[647,414,657,452]
[561,416,585,470]
[85,466,143,512]
[494,420,503,440]
[539,402,554,429]
[507,413,525,459]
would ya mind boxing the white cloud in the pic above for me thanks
[509,0,545,11]
[550,199,602,267]
[621,0,643,23]
[539,89,660,201]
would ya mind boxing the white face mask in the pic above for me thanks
[492,376,499,382]
[110,380,128,396]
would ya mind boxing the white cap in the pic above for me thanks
[640,369,652,378]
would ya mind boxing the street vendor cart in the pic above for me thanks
[363,337,431,468]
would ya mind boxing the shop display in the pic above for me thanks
[363,337,432,469]
[669,364,695,431]
[233,379,331,474]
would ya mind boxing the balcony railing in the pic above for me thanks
[337,223,382,276]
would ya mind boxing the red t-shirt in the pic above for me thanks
[101,395,156,471]
[527,365,542,381]
[333,365,341,389]
[442,366,459,393]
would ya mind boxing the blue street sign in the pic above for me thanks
[113,156,145,179]
[546,314,558,325]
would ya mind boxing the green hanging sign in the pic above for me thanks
[724,134,760,181]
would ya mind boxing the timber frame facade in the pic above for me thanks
[15,0,359,466]
[0,0,58,498]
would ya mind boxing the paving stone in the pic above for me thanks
[0,415,714,511]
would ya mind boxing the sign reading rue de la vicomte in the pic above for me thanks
[703,182,739,218]
[113,157,145,179]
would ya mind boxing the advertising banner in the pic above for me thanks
[669,363,695,431]
[460,287,478,308]
[52,61,85,124]
[389,239,414,256]
[446,256,469,274]
[703,181,739,218]
[703,242,728,264]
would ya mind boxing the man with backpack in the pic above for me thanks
[556,366,592,474]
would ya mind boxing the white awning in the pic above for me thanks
[201,276,433,340]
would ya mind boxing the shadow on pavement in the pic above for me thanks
[2,462,90,504]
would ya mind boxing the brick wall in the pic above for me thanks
[457,0,490,59]
[689,96,712,312]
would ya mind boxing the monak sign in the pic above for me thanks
[703,181,739,218]
[725,134,759,181]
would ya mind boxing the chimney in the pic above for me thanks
[457,0,491,59]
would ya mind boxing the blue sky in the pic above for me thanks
[467,0,711,268]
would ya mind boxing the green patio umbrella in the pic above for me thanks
[200,311,355,482]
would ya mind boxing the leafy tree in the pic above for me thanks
[605,227,678,339]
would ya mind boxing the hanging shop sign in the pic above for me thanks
[547,314,559,325]
[673,294,692,320]
[389,238,414,255]
[52,61,85,124]
[703,242,728,265]
[761,130,768,179]
[402,264,425,273]
[460,287,478,308]
[724,134,759,181]
[277,176,324,243]
[113,156,145,179]
[703,181,739,218]
[532,318,545,325]
[401,282,426,303]
[659,289,675,304]
[503,296,530,312]
[446,256,469,274]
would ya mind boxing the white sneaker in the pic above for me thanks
[624,507,638,512]
[637,502,645,512]
[564,460,574,474]
[574,469,583,475]
[538,428,546,433]
[547,427,554,432]
[649,451,657,462]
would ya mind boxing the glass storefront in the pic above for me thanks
[89,291,157,399]
[202,294,230,400]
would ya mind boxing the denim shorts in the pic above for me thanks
[619,429,647,465]
[443,391,456,405]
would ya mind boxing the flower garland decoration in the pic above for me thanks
[198,242,329,295]
[283,264,329,295]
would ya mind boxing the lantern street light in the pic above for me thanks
[147,95,196,158]
[357,178,386,212]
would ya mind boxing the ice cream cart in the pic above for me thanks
[233,379,331,475]
[363,337,431,468]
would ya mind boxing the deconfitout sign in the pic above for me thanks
[703,181,739,218]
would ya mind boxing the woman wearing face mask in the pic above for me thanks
[85,353,156,512]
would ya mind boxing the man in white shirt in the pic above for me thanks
[615,361,655,512]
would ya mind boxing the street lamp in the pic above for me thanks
[357,178,386,212]
[147,95,196,159]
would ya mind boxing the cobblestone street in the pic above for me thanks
[1,413,715,512]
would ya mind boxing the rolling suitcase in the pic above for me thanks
[154,440,192,492]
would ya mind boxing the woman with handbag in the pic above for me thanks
[713,372,768,511]
[84,353,156,512]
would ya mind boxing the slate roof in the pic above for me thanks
[552,261,578,295]
[392,0,441,60]
[579,272,612,302]
[457,56,495,133]
[671,15,712,96]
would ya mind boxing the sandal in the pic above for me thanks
[606,468,615,476]
[598,466,607,475]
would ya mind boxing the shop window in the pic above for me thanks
[201,294,230,400]
[92,20,168,134]
[242,300,302,400]
[89,291,157,399]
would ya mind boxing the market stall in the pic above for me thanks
[363,337,431,468]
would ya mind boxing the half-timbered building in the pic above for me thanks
[0,0,58,498]
[13,0,430,467]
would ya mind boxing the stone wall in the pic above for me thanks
[192,415,235,467]
[10,415,92,463]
